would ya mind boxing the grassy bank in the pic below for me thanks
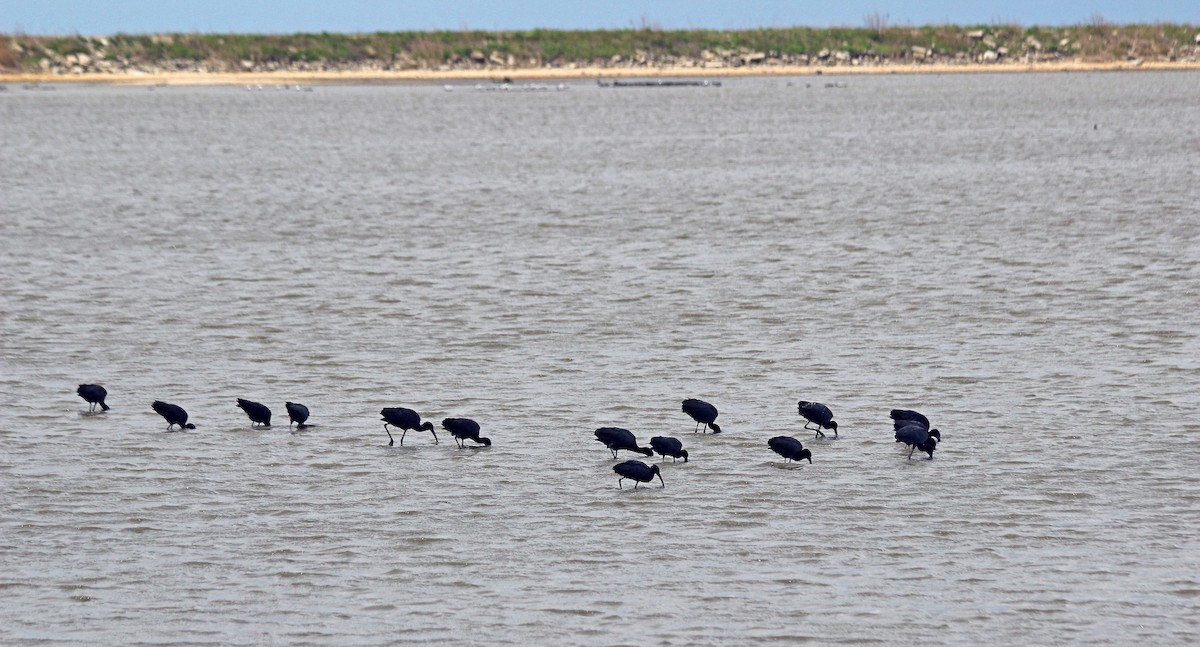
[2,24,1198,77]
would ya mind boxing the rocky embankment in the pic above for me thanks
[4,27,1199,78]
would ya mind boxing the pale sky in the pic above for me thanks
[1,0,1195,35]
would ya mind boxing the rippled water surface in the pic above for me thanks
[2,73,1198,645]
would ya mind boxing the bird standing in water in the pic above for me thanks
[236,398,271,427]
[613,460,665,489]
[380,407,438,446]
[442,417,491,448]
[77,384,110,413]
[891,409,940,459]
[152,400,195,430]
[797,401,838,438]
[649,436,688,462]
[768,436,812,463]
[285,402,310,429]
[594,427,654,458]
[681,399,722,433]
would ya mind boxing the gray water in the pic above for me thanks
[1,72,1198,645]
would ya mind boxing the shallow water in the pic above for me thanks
[1,72,1198,645]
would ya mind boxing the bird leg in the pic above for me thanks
[400,429,407,446]
[618,478,624,489]
[907,444,915,459]
[384,424,395,446]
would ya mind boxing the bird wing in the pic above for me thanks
[613,460,649,478]
[798,401,831,423]
[890,409,929,429]
[650,436,680,452]
[682,399,715,419]
[443,418,480,435]
[894,425,928,445]
[768,436,799,451]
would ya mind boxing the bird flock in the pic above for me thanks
[76,384,943,489]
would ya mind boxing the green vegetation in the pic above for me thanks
[2,24,1196,73]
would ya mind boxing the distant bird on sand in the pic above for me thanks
[236,398,272,427]
[768,436,812,463]
[891,409,940,459]
[613,460,665,489]
[77,384,109,413]
[594,427,654,458]
[681,398,722,433]
[650,436,688,462]
[380,407,438,446]
[442,417,491,448]
[797,400,838,438]
[285,402,310,429]
[152,400,195,430]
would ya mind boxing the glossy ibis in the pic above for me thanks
[380,407,437,446]
[892,412,936,458]
[77,384,109,413]
[649,436,688,462]
[152,400,195,430]
[891,410,940,459]
[285,401,310,429]
[681,398,722,433]
[442,417,491,448]
[613,460,665,489]
[768,436,812,463]
[894,423,938,459]
[798,400,838,438]
[236,398,271,427]
[594,427,653,458]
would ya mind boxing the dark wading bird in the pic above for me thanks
[768,436,812,464]
[891,409,940,460]
[380,407,437,446]
[442,417,491,448]
[613,460,665,489]
[285,401,310,429]
[681,398,722,434]
[798,401,838,439]
[594,427,654,459]
[649,436,688,462]
[152,400,195,430]
[77,384,110,413]
[236,398,271,427]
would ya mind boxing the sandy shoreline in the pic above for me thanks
[3,60,1198,86]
